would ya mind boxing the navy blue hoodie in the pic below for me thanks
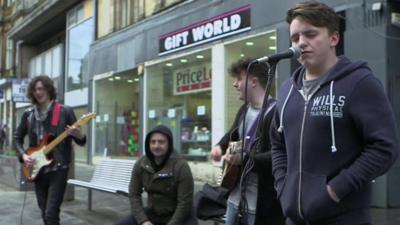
[271,56,399,224]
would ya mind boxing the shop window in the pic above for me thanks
[146,50,211,161]
[224,32,277,126]
[93,70,141,160]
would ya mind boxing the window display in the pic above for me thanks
[92,70,141,158]
[146,50,211,161]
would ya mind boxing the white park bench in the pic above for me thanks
[67,159,136,210]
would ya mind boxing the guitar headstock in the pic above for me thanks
[77,112,96,126]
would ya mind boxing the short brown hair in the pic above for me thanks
[27,75,57,105]
[286,0,340,35]
[229,58,269,88]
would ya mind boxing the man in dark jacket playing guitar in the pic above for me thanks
[14,75,86,225]
[210,59,284,225]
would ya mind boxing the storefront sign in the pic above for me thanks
[159,5,251,55]
[12,79,30,102]
[173,63,211,95]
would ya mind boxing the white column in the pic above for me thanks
[211,44,226,146]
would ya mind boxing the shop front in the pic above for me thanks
[145,30,277,162]
[87,4,278,166]
[91,70,142,163]
[143,3,277,161]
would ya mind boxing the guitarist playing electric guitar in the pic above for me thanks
[210,58,284,225]
[14,75,87,225]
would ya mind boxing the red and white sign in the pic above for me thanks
[173,63,212,95]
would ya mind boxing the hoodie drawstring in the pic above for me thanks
[278,82,337,153]
[329,81,337,152]
[278,85,294,133]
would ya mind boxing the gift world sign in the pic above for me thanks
[159,5,251,55]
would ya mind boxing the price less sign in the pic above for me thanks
[173,63,211,95]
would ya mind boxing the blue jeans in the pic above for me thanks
[226,202,255,225]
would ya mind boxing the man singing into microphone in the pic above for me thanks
[271,1,399,225]
[211,58,284,225]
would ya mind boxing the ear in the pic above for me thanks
[330,31,340,48]
[250,76,258,87]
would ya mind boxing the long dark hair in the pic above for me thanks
[27,75,57,105]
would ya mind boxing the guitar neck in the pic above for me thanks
[43,120,79,155]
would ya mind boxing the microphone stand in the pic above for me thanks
[236,61,277,225]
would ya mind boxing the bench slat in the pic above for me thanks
[68,159,136,194]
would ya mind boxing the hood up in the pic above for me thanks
[144,125,174,171]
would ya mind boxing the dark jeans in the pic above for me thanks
[34,168,68,225]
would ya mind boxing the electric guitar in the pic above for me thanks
[218,140,243,191]
[23,112,96,181]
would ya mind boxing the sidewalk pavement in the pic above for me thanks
[1,163,400,225]
[0,163,215,225]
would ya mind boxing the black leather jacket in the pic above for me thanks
[14,102,86,166]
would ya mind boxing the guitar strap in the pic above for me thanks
[51,102,62,127]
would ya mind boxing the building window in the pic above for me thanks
[114,0,130,30]
[97,0,114,37]
[6,39,14,70]
[66,0,94,92]
[28,44,63,78]
[93,70,141,159]
[97,0,186,38]
[145,0,184,16]
[146,49,212,161]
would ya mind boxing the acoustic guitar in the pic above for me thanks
[219,140,243,191]
[23,112,96,181]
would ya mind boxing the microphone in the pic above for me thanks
[254,47,302,63]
